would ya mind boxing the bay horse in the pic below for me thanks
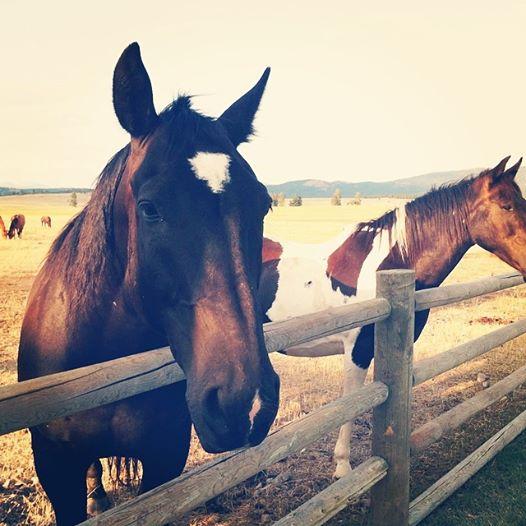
[18,43,279,525]
[8,214,25,238]
[260,156,526,478]
[41,215,52,227]
[0,215,6,238]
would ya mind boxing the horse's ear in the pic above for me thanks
[218,68,270,147]
[503,157,522,180]
[490,156,511,178]
[113,43,158,138]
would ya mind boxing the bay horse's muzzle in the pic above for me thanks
[188,368,280,453]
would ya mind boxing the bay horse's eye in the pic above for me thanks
[138,201,162,222]
[502,204,514,212]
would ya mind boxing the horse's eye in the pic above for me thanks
[502,204,514,212]
[138,201,162,222]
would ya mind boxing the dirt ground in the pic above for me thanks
[1,194,525,525]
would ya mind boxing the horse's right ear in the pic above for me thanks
[113,43,158,138]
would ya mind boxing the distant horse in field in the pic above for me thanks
[8,214,25,239]
[260,157,526,478]
[0,216,6,238]
[41,216,51,228]
[18,43,279,525]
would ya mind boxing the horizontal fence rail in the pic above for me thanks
[274,273,526,360]
[409,409,526,525]
[411,363,526,451]
[413,318,526,385]
[414,272,524,311]
[273,456,388,526]
[0,298,390,437]
[79,382,389,526]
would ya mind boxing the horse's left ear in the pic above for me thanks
[491,156,511,177]
[489,156,522,187]
[218,68,270,147]
[503,157,522,180]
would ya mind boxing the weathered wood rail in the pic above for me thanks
[0,298,389,436]
[1,270,525,526]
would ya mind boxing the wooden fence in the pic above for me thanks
[0,270,525,525]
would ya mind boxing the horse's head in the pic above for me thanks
[468,156,526,274]
[112,43,279,453]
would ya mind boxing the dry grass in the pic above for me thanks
[1,195,525,525]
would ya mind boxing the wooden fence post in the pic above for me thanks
[370,269,415,526]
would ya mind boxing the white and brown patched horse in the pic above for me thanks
[260,156,526,478]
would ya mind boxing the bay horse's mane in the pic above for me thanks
[44,96,213,312]
[354,168,491,259]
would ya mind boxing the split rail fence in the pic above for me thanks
[0,270,525,525]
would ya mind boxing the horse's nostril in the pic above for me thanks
[205,387,221,416]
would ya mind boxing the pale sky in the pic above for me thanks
[1,1,525,188]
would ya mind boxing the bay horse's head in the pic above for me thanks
[112,43,279,453]
[468,156,526,274]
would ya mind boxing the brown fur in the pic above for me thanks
[18,43,278,526]
[0,216,7,239]
[8,214,25,239]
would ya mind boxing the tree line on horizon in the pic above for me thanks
[270,189,363,207]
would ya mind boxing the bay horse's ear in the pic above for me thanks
[113,43,158,138]
[503,157,522,180]
[490,156,511,178]
[218,68,270,147]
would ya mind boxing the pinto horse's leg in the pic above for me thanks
[32,431,91,526]
[333,361,368,478]
[86,459,111,516]
[333,328,371,479]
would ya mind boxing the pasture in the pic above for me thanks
[1,194,526,525]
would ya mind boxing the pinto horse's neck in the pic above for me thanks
[328,188,475,296]
[397,194,473,289]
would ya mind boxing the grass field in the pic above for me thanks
[1,194,526,525]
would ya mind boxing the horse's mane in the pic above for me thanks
[43,96,213,312]
[43,144,130,312]
[355,169,490,258]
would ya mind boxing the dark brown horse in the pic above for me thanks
[8,214,25,238]
[0,215,6,239]
[41,215,51,227]
[260,157,526,478]
[18,43,279,525]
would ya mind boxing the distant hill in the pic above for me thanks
[0,187,91,197]
[2,164,525,199]
[265,167,526,198]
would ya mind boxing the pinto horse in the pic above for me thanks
[8,214,25,238]
[18,43,279,525]
[41,215,52,227]
[260,157,526,478]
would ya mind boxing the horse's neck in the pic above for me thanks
[403,204,473,289]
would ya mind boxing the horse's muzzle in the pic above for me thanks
[188,370,280,454]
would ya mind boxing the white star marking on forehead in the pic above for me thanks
[188,152,231,193]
